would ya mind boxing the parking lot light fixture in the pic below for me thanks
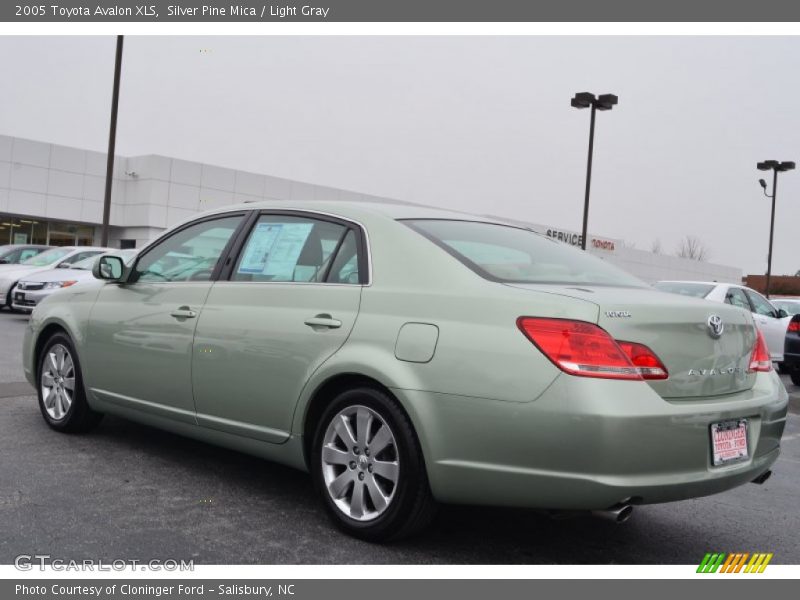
[756,159,795,298]
[571,92,618,250]
[101,35,124,248]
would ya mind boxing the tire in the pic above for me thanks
[311,386,437,542]
[36,332,103,433]
[777,362,789,375]
[791,370,800,387]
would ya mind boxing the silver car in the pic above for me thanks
[0,246,112,311]
[11,250,137,313]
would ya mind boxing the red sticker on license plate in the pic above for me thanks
[711,419,749,466]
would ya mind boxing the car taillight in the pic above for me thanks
[788,320,800,333]
[517,317,641,380]
[748,328,772,373]
[616,341,669,380]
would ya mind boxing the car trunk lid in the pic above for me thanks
[508,284,758,399]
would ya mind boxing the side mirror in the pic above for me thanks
[777,308,789,319]
[93,255,125,281]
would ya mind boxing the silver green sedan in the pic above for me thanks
[22,201,788,541]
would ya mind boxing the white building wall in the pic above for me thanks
[0,134,407,246]
[0,134,742,284]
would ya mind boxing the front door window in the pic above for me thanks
[132,216,244,283]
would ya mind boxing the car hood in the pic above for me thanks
[17,267,95,284]
[0,265,53,281]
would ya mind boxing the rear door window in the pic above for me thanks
[724,287,751,310]
[326,229,361,284]
[233,215,346,283]
[745,290,778,318]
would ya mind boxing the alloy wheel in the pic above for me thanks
[321,405,400,521]
[41,343,75,421]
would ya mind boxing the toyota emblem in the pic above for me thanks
[707,314,724,338]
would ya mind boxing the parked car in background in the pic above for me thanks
[771,298,800,316]
[11,250,137,313]
[0,247,112,311]
[782,314,800,386]
[21,202,787,541]
[654,281,792,363]
[0,244,51,265]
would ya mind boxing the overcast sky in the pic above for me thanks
[1,35,799,275]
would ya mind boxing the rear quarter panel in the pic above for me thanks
[291,217,601,434]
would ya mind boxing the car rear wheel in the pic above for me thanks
[311,386,436,541]
[37,332,103,433]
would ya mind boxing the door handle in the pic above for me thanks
[170,306,197,319]
[304,314,342,329]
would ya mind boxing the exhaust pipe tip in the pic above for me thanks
[752,470,772,485]
[592,503,634,524]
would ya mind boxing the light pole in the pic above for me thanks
[571,92,618,250]
[756,160,795,298]
[101,35,124,247]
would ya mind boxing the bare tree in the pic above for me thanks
[650,239,662,255]
[676,235,710,262]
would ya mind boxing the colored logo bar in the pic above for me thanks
[697,552,773,573]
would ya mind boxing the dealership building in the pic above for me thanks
[0,134,742,283]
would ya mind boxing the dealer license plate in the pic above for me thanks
[710,419,749,466]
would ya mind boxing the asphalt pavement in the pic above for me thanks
[0,309,798,564]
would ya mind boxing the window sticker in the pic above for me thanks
[238,222,314,279]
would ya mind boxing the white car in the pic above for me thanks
[772,297,800,316]
[654,281,792,363]
[0,246,112,311]
[11,250,138,312]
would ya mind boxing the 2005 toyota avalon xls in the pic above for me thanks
[22,201,788,541]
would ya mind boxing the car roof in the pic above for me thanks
[195,199,527,228]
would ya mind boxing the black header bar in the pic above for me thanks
[4,0,800,22]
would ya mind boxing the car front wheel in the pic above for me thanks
[37,332,103,433]
[311,386,436,541]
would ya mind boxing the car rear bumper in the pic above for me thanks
[398,370,788,510]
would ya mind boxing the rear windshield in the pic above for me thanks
[773,300,800,315]
[653,281,715,298]
[403,219,646,287]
